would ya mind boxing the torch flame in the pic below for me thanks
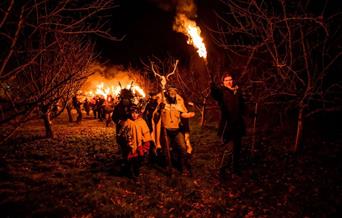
[186,25,207,59]
[173,13,207,59]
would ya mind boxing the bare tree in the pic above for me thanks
[209,0,342,151]
[141,55,179,91]
[0,0,122,142]
[142,55,215,127]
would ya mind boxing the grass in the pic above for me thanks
[0,112,340,217]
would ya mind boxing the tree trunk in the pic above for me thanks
[75,107,82,123]
[42,111,54,138]
[201,100,206,127]
[66,104,73,122]
[293,106,304,152]
[201,93,210,127]
[251,102,258,156]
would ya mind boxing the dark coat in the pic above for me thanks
[112,101,130,125]
[211,84,245,142]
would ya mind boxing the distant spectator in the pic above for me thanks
[72,95,82,123]
[83,98,90,116]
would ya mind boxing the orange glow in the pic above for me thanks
[173,14,207,59]
[84,81,145,99]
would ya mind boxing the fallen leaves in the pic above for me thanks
[0,115,340,217]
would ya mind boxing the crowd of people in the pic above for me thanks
[112,85,195,178]
[80,95,116,126]
[69,71,245,180]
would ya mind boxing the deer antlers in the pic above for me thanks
[151,59,179,90]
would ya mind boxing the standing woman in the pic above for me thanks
[211,72,245,178]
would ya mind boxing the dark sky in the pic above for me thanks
[96,0,216,64]
[98,0,198,66]
[97,0,341,68]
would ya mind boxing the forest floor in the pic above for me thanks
[0,112,341,218]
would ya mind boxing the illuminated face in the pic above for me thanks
[168,89,177,98]
[223,76,233,89]
[131,111,139,120]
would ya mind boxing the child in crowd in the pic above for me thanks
[130,105,153,160]
[116,106,140,178]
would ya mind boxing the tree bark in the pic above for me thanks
[42,111,54,138]
[201,92,210,127]
[201,98,207,127]
[66,104,73,122]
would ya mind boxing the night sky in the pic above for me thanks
[97,0,213,66]
[97,0,341,68]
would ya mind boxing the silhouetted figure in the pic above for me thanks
[83,98,90,116]
[72,95,82,123]
[104,95,115,127]
[97,96,105,121]
[91,96,99,119]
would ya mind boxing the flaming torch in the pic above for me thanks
[173,14,213,81]
[173,14,207,60]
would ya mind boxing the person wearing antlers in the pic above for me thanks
[153,84,195,175]
[211,72,246,179]
[149,60,195,176]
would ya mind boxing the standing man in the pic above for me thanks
[211,72,245,178]
[154,85,195,175]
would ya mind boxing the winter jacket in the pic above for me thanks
[117,119,139,158]
[134,117,152,145]
[211,84,245,141]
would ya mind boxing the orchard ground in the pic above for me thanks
[0,111,340,217]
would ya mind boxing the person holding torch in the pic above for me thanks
[210,72,246,179]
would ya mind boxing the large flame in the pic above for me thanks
[173,13,207,59]
[84,81,145,99]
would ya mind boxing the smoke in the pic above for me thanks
[173,14,193,34]
[82,65,116,90]
[146,0,175,12]
[147,0,197,17]
[176,0,196,17]
[81,64,153,97]
[171,1,207,59]
[171,0,199,36]
[82,65,135,91]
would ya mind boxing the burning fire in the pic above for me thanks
[84,81,146,99]
[173,13,207,59]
